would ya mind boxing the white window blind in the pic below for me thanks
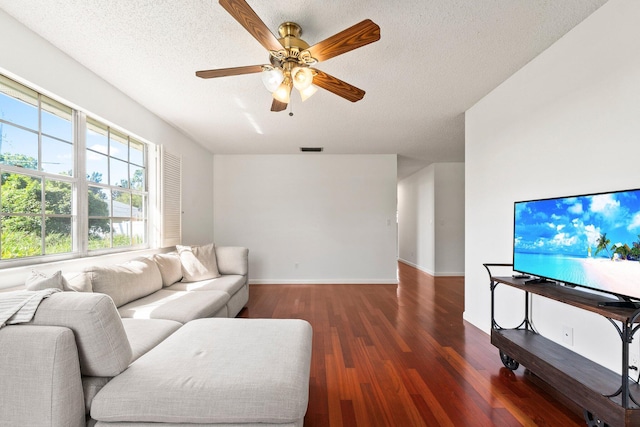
[161,147,182,247]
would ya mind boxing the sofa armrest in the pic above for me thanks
[0,325,85,427]
[215,246,249,276]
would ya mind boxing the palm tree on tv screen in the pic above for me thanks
[595,232,611,259]
[612,243,632,261]
[631,235,640,261]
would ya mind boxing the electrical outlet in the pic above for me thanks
[561,325,574,346]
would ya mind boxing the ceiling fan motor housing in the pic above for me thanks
[274,22,313,66]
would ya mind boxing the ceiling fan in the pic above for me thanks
[196,0,381,112]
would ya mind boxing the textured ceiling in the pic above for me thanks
[0,0,607,178]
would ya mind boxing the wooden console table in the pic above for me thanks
[484,263,640,427]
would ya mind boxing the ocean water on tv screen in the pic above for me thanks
[514,252,592,286]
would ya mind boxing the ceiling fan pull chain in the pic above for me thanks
[289,99,294,117]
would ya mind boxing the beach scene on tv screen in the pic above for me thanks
[514,189,640,298]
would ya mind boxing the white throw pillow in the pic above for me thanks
[62,272,92,292]
[25,270,64,291]
[177,243,220,282]
[84,257,163,307]
[152,253,183,286]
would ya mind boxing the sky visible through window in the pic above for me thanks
[1,88,144,184]
[0,89,73,176]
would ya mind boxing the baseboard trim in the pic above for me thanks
[397,258,464,277]
[398,259,435,276]
[435,272,465,277]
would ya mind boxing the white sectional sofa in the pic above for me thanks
[0,244,314,427]
[67,245,250,321]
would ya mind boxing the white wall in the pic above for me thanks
[398,166,436,273]
[213,154,398,284]
[0,10,214,288]
[0,9,214,247]
[398,162,464,276]
[434,163,465,275]
[465,0,640,373]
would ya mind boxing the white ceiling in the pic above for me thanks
[0,0,607,178]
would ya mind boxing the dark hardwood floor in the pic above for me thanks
[240,262,585,426]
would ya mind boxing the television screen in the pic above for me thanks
[513,188,640,301]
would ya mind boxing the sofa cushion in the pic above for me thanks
[121,318,182,362]
[165,274,245,295]
[85,257,162,307]
[117,289,229,323]
[83,376,110,415]
[91,318,313,424]
[151,252,182,286]
[226,283,249,318]
[177,243,220,282]
[78,319,181,415]
[29,292,132,377]
[63,271,93,292]
[25,269,64,291]
[0,325,85,427]
[215,246,249,276]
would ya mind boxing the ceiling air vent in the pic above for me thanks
[300,147,324,153]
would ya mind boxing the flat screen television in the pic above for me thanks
[513,188,640,305]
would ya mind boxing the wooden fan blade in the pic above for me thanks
[196,65,264,79]
[271,99,288,112]
[219,0,282,52]
[307,19,380,62]
[312,69,365,102]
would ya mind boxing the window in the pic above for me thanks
[0,74,149,263]
[86,118,147,250]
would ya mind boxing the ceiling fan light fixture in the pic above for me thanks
[291,67,313,91]
[261,67,284,92]
[300,84,318,102]
[272,78,293,103]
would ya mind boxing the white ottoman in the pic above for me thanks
[91,318,313,427]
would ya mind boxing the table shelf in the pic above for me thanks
[485,265,640,427]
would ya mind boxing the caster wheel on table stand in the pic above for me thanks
[583,410,610,427]
[499,350,519,370]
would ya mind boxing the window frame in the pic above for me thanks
[0,74,151,268]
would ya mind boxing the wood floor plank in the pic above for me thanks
[340,399,357,426]
[240,263,585,426]
[406,369,455,426]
